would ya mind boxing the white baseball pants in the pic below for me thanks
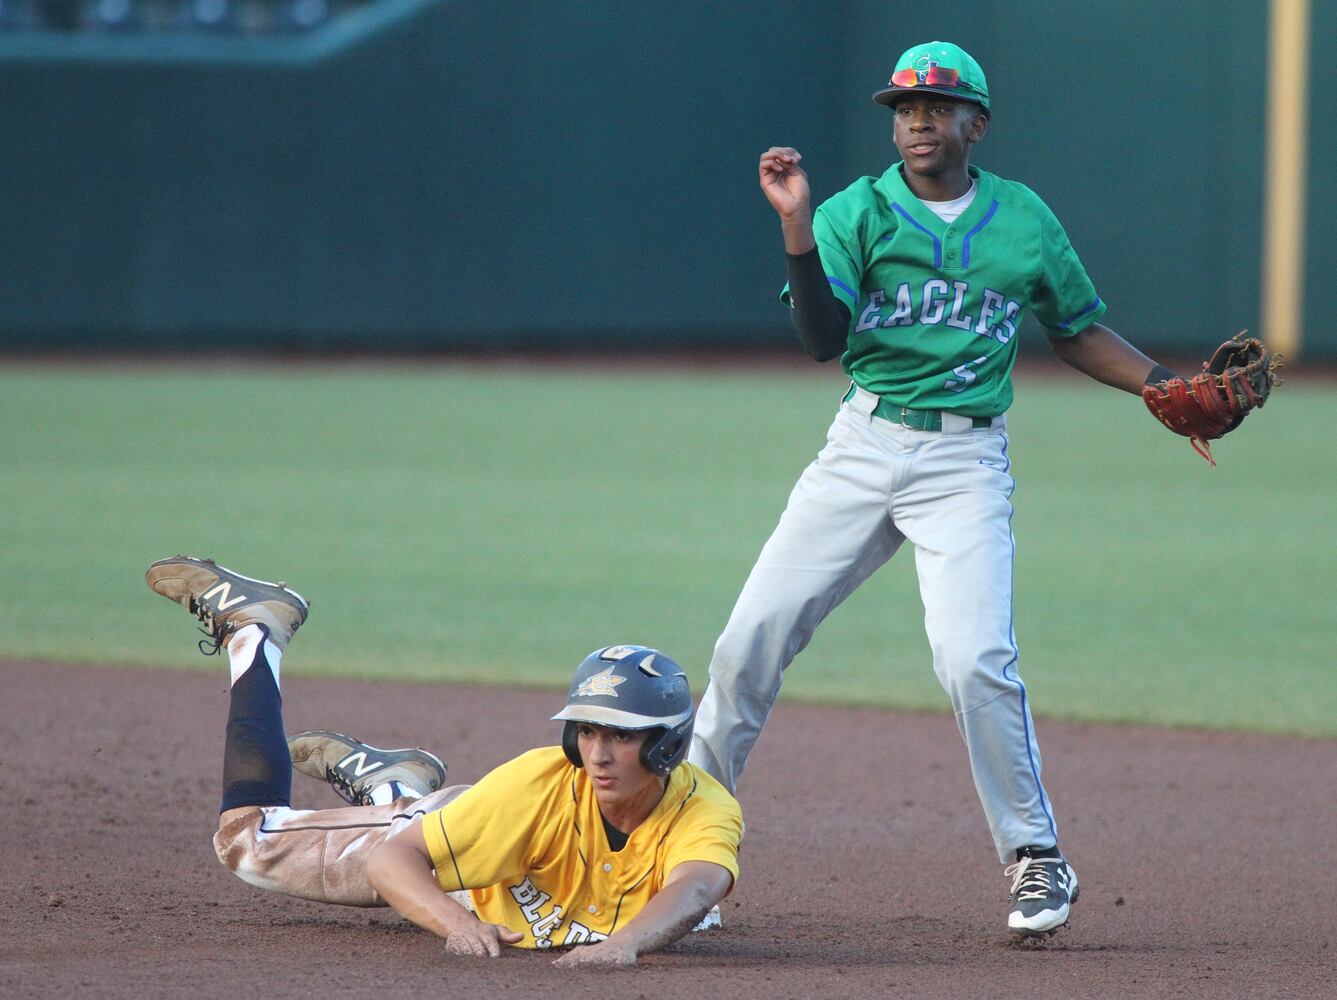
[688,388,1059,862]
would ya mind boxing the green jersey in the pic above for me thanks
[783,163,1106,417]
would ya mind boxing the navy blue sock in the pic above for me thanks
[1016,844,1062,861]
[220,630,292,812]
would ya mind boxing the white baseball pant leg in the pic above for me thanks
[213,786,469,906]
[689,402,907,789]
[894,427,1058,862]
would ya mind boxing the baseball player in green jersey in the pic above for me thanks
[687,41,1181,939]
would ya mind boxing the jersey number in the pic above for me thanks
[943,356,988,393]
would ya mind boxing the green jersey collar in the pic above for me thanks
[878,164,994,230]
[876,164,998,270]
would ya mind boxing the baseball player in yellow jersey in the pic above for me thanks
[146,556,741,967]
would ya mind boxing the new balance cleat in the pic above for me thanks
[287,731,447,806]
[146,555,309,655]
[1006,853,1079,938]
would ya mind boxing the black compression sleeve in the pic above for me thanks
[786,247,849,362]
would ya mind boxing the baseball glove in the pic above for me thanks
[1141,333,1280,464]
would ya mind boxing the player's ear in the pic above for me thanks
[968,111,988,143]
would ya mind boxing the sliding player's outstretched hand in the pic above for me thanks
[443,918,524,958]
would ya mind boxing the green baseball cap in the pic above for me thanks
[871,41,990,113]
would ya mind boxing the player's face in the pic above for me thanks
[577,723,665,806]
[891,93,987,181]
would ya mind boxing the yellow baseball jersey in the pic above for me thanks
[421,746,742,949]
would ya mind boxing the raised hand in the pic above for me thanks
[759,146,811,219]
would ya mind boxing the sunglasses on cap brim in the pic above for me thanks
[889,66,962,88]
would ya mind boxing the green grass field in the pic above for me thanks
[2,362,1332,737]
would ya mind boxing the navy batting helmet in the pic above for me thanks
[551,645,694,776]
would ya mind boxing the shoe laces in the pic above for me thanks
[1006,857,1061,900]
[187,595,235,656]
[324,765,370,806]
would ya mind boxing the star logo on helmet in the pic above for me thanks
[575,666,627,698]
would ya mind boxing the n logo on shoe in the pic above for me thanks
[338,752,384,776]
[201,581,249,611]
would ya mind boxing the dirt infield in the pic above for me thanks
[3,660,1333,999]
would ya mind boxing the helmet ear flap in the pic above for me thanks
[637,727,667,774]
[561,720,583,768]
[638,718,694,775]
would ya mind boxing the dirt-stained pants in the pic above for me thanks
[212,786,467,906]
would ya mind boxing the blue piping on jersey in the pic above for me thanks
[827,276,857,301]
[1057,297,1103,330]
[960,199,999,268]
[891,203,942,267]
[998,432,1059,846]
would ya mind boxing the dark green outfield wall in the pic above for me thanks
[0,1,1328,355]
[1303,0,1335,358]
